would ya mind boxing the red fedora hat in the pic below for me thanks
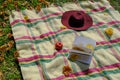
[61,10,93,31]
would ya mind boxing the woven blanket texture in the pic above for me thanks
[10,0,120,80]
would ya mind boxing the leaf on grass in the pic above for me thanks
[14,51,19,58]
[0,11,5,16]
[8,40,14,47]
[7,33,13,38]
[0,41,14,52]
[0,52,4,62]
[1,22,6,27]
[38,0,45,2]
[2,1,7,8]
[43,1,50,7]
[27,5,33,10]
[0,71,3,79]
[4,16,9,21]
[21,1,29,6]
[0,57,4,62]
[0,29,3,37]
[36,4,41,12]
[0,44,8,52]
[14,1,18,7]
[6,40,14,51]
[8,0,13,3]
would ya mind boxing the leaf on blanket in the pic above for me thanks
[60,26,67,30]
[105,28,113,36]
[63,65,72,76]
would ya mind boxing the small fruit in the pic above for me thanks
[55,42,63,50]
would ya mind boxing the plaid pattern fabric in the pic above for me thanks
[10,0,120,80]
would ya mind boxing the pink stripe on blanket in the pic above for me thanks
[18,37,120,63]
[10,12,62,25]
[18,49,69,62]
[91,7,106,12]
[92,21,120,27]
[15,29,64,40]
[52,63,120,80]
[10,6,107,26]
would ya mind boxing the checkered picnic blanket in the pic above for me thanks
[10,0,120,80]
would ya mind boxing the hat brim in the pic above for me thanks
[61,10,93,31]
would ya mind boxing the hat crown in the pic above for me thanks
[69,15,84,28]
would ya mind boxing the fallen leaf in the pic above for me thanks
[43,1,50,6]
[0,52,4,62]
[22,1,29,6]
[5,40,14,51]
[8,40,14,46]
[38,0,45,2]
[0,29,3,37]
[0,71,3,79]
[0,33,3,37]
[24,16,29,20]
[0,44,8,52]
[14,1,18,7]
[27,5,33,10]
[0,29,2,32]
[8,0,12,3]
[63,65,72,76]
[0,11,4,16]
[105,28,113,36]
[2,1,7,8]
[36,4,41,12]
[4,16,9,21]
[1,22,6,27]
[14,51,19,58]
[7,33,13,38]
[0,53,4,58]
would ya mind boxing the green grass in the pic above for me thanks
[0,0,120,80]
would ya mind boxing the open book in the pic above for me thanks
[68,36,96,64]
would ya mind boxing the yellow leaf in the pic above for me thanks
[105,28,113,36]
[24,16,29,20]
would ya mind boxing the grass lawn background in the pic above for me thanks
[0,0,120,80]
